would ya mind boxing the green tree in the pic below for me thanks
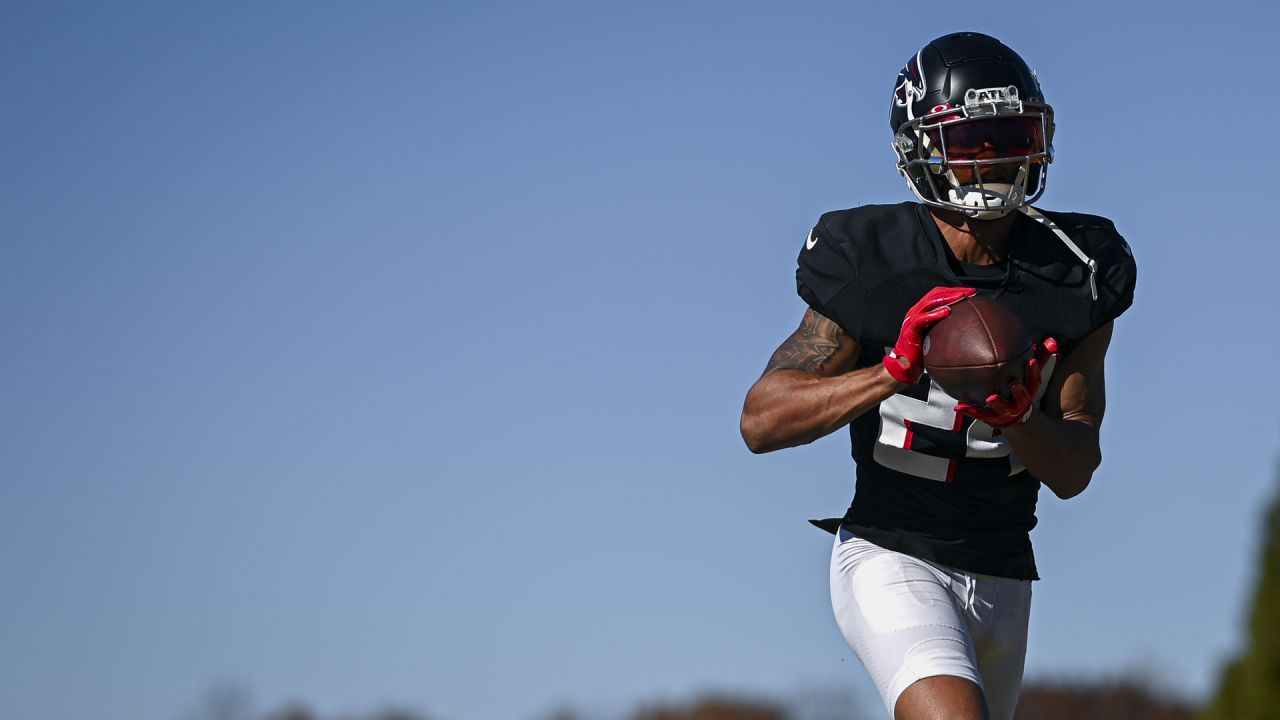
[1202,468,1280,719]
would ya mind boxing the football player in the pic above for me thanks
[740,32,1136,720]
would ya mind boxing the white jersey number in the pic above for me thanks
[872,353,1057,482]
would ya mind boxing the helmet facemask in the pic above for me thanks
[894,85,1054,219]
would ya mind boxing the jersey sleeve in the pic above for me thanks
[1090,224,1137,328]
[795,217,866,340]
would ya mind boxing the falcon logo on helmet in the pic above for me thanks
[893,52,927,109]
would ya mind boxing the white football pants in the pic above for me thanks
[829,527,1032,720]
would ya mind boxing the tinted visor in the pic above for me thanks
[926,116,1045,161]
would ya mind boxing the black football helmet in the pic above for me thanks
[890,32,1054,219]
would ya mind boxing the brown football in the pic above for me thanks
[923,296,1033,405]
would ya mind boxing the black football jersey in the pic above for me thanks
[797,202,1136,580]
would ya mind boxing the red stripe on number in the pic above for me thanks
[903,419,915,449]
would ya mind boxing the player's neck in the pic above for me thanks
[929,208,1017,265]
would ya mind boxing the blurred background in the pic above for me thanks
[3,2,1279,719]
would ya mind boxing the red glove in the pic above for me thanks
[882,286,977,384]
[955,337,1059,427]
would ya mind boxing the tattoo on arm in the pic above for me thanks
[765,310,847,375]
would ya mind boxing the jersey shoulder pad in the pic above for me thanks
[804,203,931,275]
[1035,208,1136,326]
[796,203,928,339]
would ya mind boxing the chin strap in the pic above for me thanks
[1019,205,1098,301]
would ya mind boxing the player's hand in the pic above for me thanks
[882,286,977,384]
[955,337,1059,427]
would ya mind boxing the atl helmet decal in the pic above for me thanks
[893,50,926,109]
[963,85,1023,116]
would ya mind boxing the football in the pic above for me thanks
[923,297,1033,405]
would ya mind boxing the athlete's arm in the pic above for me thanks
[1001,321,1113,499]
[740,309,903,454]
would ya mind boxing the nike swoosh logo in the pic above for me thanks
[805,229,818,250]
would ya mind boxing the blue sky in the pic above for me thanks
[3,2,1279,719]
